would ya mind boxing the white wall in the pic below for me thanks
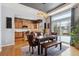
[1,3,40,46]
[1,5,15,46]
[2,3,39,20]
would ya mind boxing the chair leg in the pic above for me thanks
[32,46,34,54]
[41,45,43,54]
[45,48,47,56]
[60,43,62,50]
[29,46,31,52]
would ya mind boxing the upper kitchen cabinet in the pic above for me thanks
[15,18,23,29]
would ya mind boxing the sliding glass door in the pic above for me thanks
[51,9,71,44]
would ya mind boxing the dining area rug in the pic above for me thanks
[21,44,69,56]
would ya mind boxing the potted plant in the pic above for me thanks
[70,24,79,49]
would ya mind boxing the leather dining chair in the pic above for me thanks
[27,34,38,54]
[50,32,58,41]
[36,32,41,36]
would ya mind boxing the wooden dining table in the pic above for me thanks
[36,35,57,55]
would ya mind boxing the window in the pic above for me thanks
[51,10,71,21]
[51,9,71,35]
[51,9,71,44]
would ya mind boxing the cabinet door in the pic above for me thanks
[15,32,23,38]
[15,19,23,28]
[34,23,37,29]
[15,20,18,28]
[19,20,23,28]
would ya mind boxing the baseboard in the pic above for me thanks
[2,43,15,47]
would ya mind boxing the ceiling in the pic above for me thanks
[21,3,65,12]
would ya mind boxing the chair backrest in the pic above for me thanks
[37,32,41,36]
[51,32,57,41]
[27,34,34,46]
[51,32,57,35]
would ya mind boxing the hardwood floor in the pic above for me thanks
[0,39,28,56]
[60,44,79,56]
[0,40,79,56]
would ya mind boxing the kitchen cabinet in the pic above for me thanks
[15,19,23,28]
[15,32,24,38]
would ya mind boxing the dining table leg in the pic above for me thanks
[38,45,40,55]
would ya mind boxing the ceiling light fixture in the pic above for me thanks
[37,11,48,20]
